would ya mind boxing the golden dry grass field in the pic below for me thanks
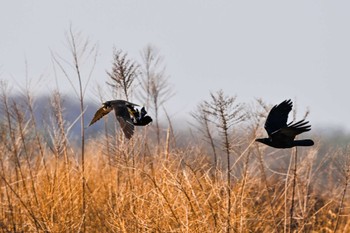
[0,90,348,233]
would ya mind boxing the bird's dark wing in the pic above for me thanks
[89,106,112,126]
[113,104,135,139]
[271,120,311,140]
[264,99,293,136]
[279,120,311,138]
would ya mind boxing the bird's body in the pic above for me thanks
[133,115,153,126]
[128,106,153,126]
[256,99,314,148]
[89,100,152,139]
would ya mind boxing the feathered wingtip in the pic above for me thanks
[288,120,311,132]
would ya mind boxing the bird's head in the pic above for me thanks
[102,101,112,110]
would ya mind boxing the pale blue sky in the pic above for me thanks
[1,1,349,131]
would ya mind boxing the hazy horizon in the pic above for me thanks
[1,1,350,131]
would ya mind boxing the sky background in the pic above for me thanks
[1,1,349,131]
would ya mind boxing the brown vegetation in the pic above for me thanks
[0,84,349,232]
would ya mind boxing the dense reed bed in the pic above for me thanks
[0,88,348,233]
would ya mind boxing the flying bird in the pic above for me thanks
[89,100,147,139]
[255,99,314,148]
[128,106,153,126]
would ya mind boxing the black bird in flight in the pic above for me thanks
[89,100,152,139]
[255,99,314,148]
[127,106,153,126]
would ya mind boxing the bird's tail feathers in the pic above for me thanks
[293,139,314,147]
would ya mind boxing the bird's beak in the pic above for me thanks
[255,138,263,143]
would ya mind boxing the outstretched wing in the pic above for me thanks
[113,104,135,139]
[89,106,112,126]
[264,99,292,135]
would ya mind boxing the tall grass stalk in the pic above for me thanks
[290,147,298,232]
[51,26,97,232]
